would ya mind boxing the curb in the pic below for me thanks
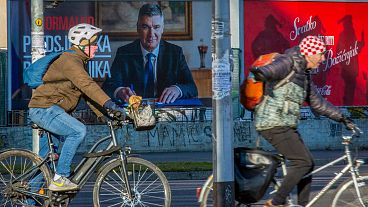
[162,156,368,180]
[164,171,212,180]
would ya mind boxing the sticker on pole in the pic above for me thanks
[211,21,224,39]
[35,18,43,27]
[212,58,231,100]
[31,32,45,47]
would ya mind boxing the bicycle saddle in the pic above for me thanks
[31,122,40,129]
[30,122,48,136]
[31,122,47,131]
[273,154,285,164]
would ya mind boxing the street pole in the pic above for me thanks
[211,0,234,206]
[31,0,45,154]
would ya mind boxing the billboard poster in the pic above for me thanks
[8,1,112,110]
[8,1,199,111]
[244,1,368,106]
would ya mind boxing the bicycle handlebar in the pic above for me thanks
[352,126,363,137]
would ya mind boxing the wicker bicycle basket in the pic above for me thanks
[128,101,156,131]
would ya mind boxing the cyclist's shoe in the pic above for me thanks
[264,199,287,207]
[48,177,79,191]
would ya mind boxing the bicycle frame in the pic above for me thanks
[44,120,134,200]
[299,134,364,207]
[197,129,365,207]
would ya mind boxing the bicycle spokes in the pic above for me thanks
[0,152,51,207]
[95,157,170,207]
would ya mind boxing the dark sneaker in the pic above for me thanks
[48,177,78,191]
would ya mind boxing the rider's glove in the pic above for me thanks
[340,116,355,130]
[103,99,126,121]
[249,67,266,82]
[97,115,109,123]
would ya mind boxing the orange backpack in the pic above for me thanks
[240,53,296,111]
[240,53,279,111]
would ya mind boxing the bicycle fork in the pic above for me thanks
[108,122,134,200]
[306,140,366,207]
[119,150,134,200]
[347,148,366,206]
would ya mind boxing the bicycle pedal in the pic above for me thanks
[52,191,76,196]
[53,195,69,202]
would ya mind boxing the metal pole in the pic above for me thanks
[7,0,11,112]
[211,0,234,206]
[31,0,45,154]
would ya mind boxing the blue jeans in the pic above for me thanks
[29,105,86,177]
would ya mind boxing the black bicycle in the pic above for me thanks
[197,127,367,207]
[0,115,171,206]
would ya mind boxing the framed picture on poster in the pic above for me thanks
[96,1,192,40]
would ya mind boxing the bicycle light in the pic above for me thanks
[196,187,202,199]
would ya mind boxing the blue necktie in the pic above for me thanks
[144,53,155,97]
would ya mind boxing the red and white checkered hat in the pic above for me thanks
[299,36,326,56]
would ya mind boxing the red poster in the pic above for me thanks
[244,1,368,106]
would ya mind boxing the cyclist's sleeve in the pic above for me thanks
[308,82,344,122]
[250,55,294,82]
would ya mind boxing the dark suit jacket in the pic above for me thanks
[103,39,198,101]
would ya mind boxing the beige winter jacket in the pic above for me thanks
[28,46,110,117]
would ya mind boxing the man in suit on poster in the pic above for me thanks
[103,3,198,104]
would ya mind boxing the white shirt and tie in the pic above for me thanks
[114,43,183,100]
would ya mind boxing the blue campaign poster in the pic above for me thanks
[8,1,112,110]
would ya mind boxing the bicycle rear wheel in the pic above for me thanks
[0,149,52,206]
[93,157,171,207]
[331,174,368,207]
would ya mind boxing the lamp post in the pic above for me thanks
[211,0,234,206]
[31,0,45,154]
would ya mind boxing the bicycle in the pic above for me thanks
[197,127,367,207]
[0,114,171,206]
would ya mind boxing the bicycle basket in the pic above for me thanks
[234,147,279,204]
[128,101,156,131]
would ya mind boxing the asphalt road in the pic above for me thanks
[61,150,368,206]
[65,165,368,207]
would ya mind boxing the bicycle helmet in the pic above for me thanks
[68,23,102,46]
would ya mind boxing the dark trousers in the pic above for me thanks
[260,127,315,206]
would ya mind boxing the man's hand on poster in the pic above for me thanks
[159,86,181,103]
[116,87,136,103]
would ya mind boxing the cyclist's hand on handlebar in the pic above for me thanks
[103,99,126,121]
[341,116,356,131]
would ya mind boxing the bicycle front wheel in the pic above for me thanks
[0,149,52,207]
[331,174,368,207]
[93,157,171,207]
[199,175,213,207]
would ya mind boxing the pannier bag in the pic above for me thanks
[234,147,279,204]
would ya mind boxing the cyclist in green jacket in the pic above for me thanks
[250,36,355,207]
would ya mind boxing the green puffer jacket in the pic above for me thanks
[251,46,344,131]
[255,82,305,130]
